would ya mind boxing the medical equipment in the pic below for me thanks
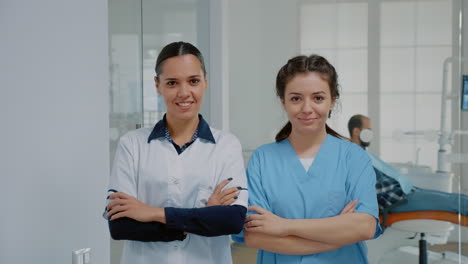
[385,56,468,264]
[394,57,468,173]
[393,56,468,185]
[438,56,468,173]
[461,75,468,110]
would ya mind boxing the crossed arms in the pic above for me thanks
[106,179,247,242]
[243,203,377,255]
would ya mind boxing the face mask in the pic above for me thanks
[359,129,373,148]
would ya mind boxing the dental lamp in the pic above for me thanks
[437,56,468,173]
[394,56,468,173]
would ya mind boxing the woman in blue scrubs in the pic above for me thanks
[242,55,381,263]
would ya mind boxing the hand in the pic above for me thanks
[206,178,240,206]
[107,192,164,223]
[340,200,358,215]
[244,206,289,237]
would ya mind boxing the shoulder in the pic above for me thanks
[327,136,371,166]
[249,141,285,162]
[256,141,282,152]
[245,142,280,173]
[329,135,367,155]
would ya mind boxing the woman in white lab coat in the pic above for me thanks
[105,41,248,264]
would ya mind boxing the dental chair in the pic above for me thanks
[379,164,467,264]
[380,211,467,264]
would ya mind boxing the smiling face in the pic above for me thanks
[155,54,207,123]
[282,72,335,137]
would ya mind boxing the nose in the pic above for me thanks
[301,98,314,113]
[177,83,190,98]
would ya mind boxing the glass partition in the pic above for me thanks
[141,0,209,128]
[109,0,143,161]
[108,1,143,262]
[108,0,210,262]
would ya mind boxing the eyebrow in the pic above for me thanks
[288,91,326,96]
[162,75,202,81]
[188,75,202,78]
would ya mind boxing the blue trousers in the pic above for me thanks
[389,187,468,216]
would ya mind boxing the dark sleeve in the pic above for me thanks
[165,205,247,237]
[108,217,186,242]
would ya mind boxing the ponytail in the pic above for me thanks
[275,122,292,142]
[325,110,347,140]
[326,124,347,140]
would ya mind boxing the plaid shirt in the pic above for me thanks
[375,168,408,212]
[164,127,198,155]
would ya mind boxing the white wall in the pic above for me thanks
[228,0,299,152]
[0,1,110,264]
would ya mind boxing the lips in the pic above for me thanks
[176,101,194,110]
[298,117,317,124]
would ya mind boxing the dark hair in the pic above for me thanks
[347,114,367,137]
[275,54,344,142]
[155,41,206,79]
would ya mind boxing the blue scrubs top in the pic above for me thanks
[237,135,381,264]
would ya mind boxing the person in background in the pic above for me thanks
[348,114,467,216]
[105,41,248,264]
[348,114,372,149]
[234,55,381,264]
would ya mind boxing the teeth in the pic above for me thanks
[178,103,191,107]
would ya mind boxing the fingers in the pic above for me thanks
[244,219,261,228]
[347,200,358,212]
[341,201,355,214]
[219,190,240,205]
[220,187,238,197]
[244,226,262,232]
[341,200,358,214]
[110,211,126,221]
[248,205,268,215]
[222,198,235,206]
[213,178,233,194]
[244,219,265,233]
[106,198,125,210]
[109,192,131,200]
[245,214,263,222]
[107,204,128,218]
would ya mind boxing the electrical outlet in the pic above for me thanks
[72,248,91,264]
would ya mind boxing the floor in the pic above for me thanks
[231,242,257,264]
[231,242,468,264]
[430,242,468,256]
[112,240,467,263]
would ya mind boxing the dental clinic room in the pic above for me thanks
[3,0,468,263]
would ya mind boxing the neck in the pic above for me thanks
[288,128,327,158]
[351,135,367,149]
[165,114,199,145]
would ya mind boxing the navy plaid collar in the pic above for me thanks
[147,114,215,144]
